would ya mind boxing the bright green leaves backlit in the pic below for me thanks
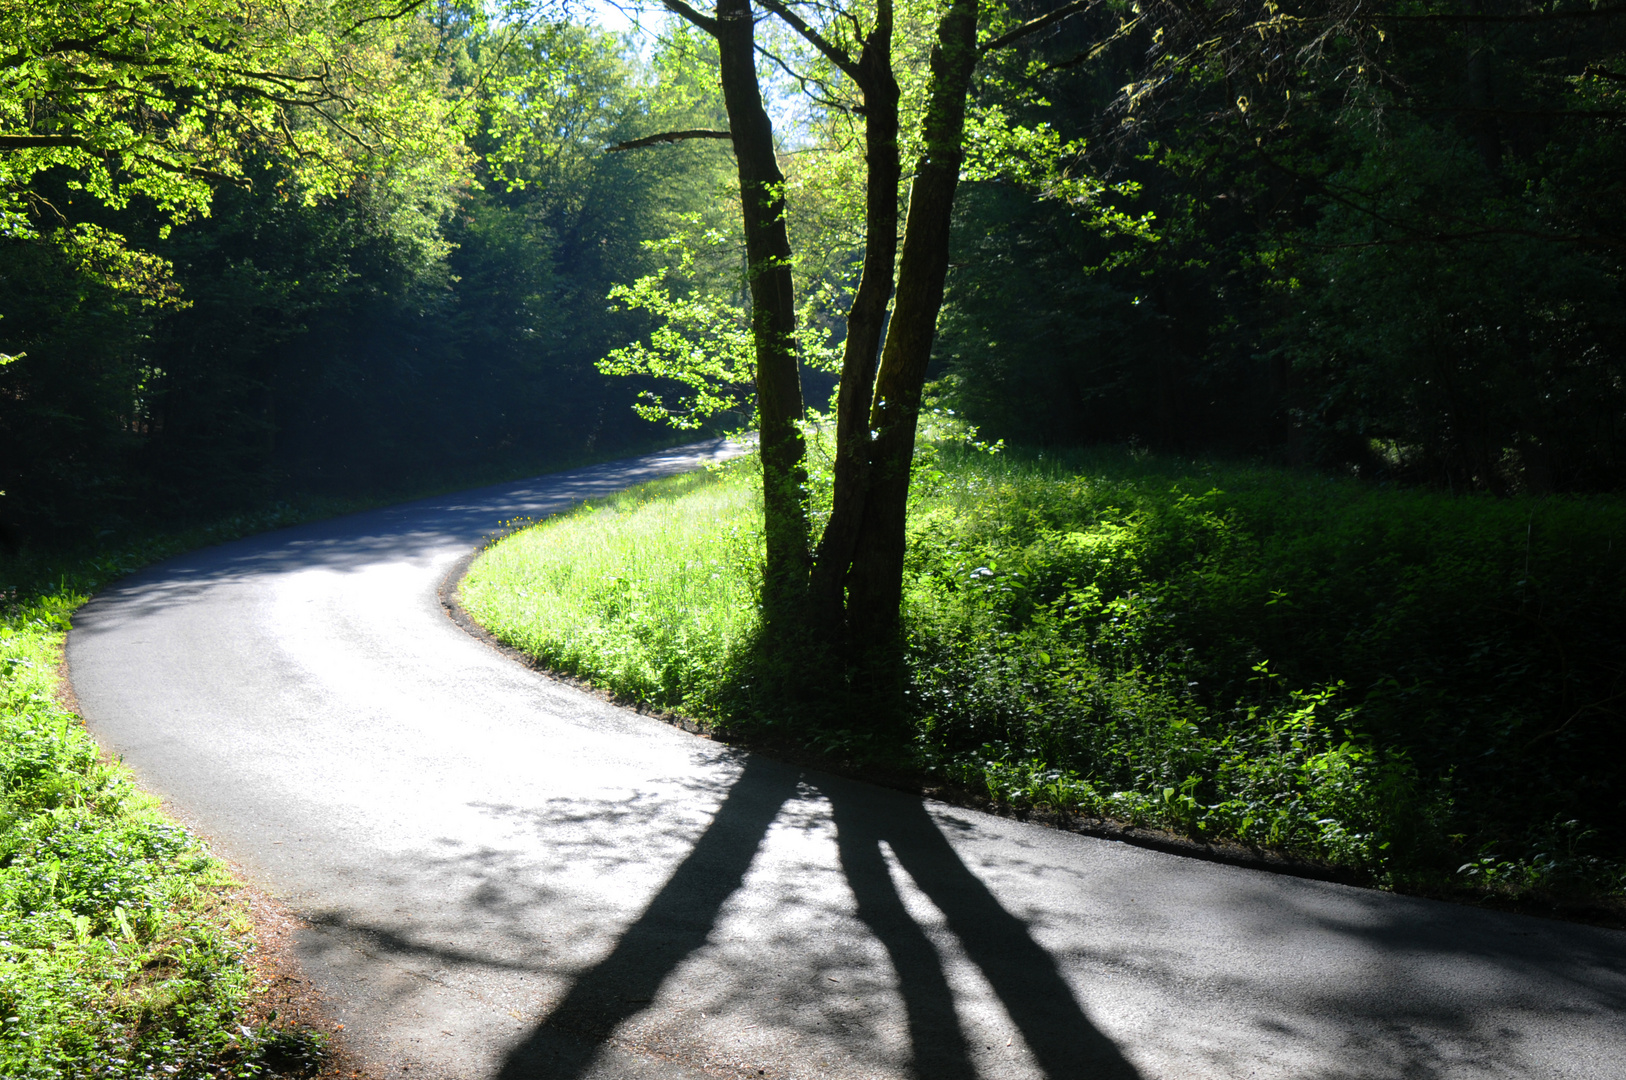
[960,105,1156,241]
[0,0,476,287]
[602,224,758,428]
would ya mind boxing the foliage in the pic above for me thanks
[901,448,1626,885]
[464,445,1626,899]
[934,0,1626,494]
[0,586,318,1078]
[0,12,735,544]
[601,224,760,427]
[0,0,473,267]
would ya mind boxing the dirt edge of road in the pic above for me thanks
[57,640,382,1079]
[235,882,381,1080]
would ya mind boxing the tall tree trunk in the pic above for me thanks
[810,4,900,631]
[714,0,810,627]
[843,0,979,671]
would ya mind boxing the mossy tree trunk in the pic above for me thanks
[663,0,986,710]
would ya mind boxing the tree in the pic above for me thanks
[2,4,741,538]
[929,0,1626,491]
[603,0,1113,713]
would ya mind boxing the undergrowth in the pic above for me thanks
[0,503,384,1078]
[463,443,1626,907]
[0,589,322,1078]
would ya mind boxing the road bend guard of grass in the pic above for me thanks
[463,446,1626,915]
[463,467,762,708]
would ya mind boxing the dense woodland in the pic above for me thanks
[2,0,1621,549]
[1,8,741,540]
[938,0,1626,494]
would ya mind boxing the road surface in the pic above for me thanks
[68,442,1626,1079]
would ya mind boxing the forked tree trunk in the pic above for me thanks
[810,2,901,630]
[713,0,811,627]
[842,0,979,672]
[665,0,982,688]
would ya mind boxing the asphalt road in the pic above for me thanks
[68,442,1626,1080]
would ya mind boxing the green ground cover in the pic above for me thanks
[463,446,1626,905]
[0,588,312,1078]
[0,502,359,1078]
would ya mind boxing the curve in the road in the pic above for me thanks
[68,443,1626,1080]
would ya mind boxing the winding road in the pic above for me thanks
[68,442,1626,1080]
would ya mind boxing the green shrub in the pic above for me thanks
[903,451,1625,887]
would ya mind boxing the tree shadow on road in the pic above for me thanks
[496,755,1140,1079]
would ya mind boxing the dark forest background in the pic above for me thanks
[937,0,1624,493]
[0,17,738,544]
[3,0,1623,549]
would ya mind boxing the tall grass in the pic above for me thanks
[462,468,763,712]
[463,445,1626,902]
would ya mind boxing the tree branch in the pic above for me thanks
[756,43,852,112]
[981,0,1103,54]
[349,0,434,33]
[604,128,733,152]
[0,134,87,150]
[661,0,720,36]
[755,0,862,81]
[1366,4,1626,22]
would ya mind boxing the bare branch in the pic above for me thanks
[981,0,1104,54]
[756,0,862,81]
[661,0,721,36]
[756,43,852,112]
[348,0,434,33]
[604,128,733,152]
[1041,14,1142,71]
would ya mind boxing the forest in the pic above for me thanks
[1,0,1622,893]
[1,0,1623,1071]
[3,0,1621,549]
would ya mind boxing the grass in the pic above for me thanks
[463,442,1626,911]
[0,499,359,1078]
[464,469,762,708]
[0,588,320,1078]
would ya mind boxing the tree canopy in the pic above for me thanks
[0,0,476,276]
[1,0,1621,545]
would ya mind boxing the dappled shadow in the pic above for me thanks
[497,756,803,1077]
[830,789,1139,1080]
[276,750,1626,1080]
[495,757,1141,1080]
[70,433,1626,1077]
